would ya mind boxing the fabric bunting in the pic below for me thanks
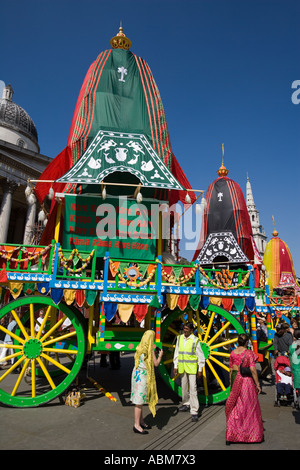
[118,304,134,323]
[85,289,98,307]
[51,288,64,305]
[209,296,222,306]
[149,295,161,309]
[9,282,23,299]
[37,282,50,295]
[64,289,76,305]
[190,294,201,311]
[199,295,209,310]
[0,269,8,284]
[245,297,256,312]
[178,295,189,311]
[133,304,148,323]
[75,289,85,308]
[109,261,120,278]
[23,283,35,295]
[234,298,245,312]
[104,302,118,322]
[222,298,233,311]
[166,294,179,310]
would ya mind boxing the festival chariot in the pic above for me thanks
[0,28,298,409]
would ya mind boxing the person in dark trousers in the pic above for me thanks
[273,323,293,357]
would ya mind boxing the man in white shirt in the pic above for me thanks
[173,322,205,422]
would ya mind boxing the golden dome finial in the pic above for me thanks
[110,24,132,50]
[217,143,229,177]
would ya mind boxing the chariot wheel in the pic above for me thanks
[158,303,246,405]
[0,295,86,407]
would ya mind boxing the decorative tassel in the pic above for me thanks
[136,191,143,203]
[25,185,31,198]
[201,196,207,209]
[195,203,202,214]
[185,193,191,204]
[48,186,54,200]
[38,209,46,222]
[28,193,36,205]
[102,185,106,200]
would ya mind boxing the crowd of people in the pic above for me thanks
[129,316,300,447]
[0,304,299,446]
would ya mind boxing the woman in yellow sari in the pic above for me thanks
[131,330,163,434]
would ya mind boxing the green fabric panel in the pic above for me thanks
[62,194,156,260]
[234,298,245,312]
[189,294,201,311]
[85,289,97,306]
[90,50,151,139]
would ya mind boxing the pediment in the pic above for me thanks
[196,231,249,265]
[56,129,184,191]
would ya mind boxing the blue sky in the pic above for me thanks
[1,0,300,273]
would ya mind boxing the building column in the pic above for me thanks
[13,208,25,244]
[0,180,18,243]
[23,191,37,245]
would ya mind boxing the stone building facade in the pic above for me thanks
[0,84,51,245]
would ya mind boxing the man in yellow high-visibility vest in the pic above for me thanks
[173,322,205,422]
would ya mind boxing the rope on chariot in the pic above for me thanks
[58,248,95,274]
[0,244,52,263]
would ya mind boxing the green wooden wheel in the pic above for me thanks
[158,303,246,405]
[0,295,86,407]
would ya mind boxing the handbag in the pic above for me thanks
[240,352,252,377]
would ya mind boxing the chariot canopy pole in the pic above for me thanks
[54,200,62,243]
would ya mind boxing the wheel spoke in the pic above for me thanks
[207,321,231,345]
[11,359,30,396]
[0,350,22,363]
[0,355,26,383]
[162,358,173,365]
[11,309,29,339]
[43,347,78,355]
[35,305,52,339]
[0,344,22,349]
[39,315,68,343]
[210,337,237,350]
[172,372,181,381]
[202,366,209,396]
[203,311,215,342]
[30,303,35,337]
[167,326,180,336]
[162,342,175,349]
[206,359,227,391]
[36,357,56,389]
[31,359,36,398]
[0,325,25,345]
[209,355,230,372]
[42,330,77,347]
[211,351,230,358]
[195,310,202,341]
[40,353,71,374]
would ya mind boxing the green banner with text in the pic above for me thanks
[62,195,157,260]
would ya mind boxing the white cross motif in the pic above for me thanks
[118,66,128,82]
[217,192,223,202]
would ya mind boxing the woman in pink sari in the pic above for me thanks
[225,334,264,445]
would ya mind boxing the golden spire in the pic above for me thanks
[110,25,131,50]
[217,143,229,177]
[272,215,278,237]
